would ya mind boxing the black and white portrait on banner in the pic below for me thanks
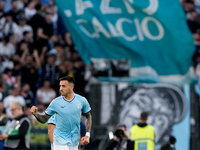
[115,83,187,145]
[89,83,189,149]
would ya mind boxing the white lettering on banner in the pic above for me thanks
[116,18,137,41]
[74,0,158,16]
[123,0,135,14]
[134,19,144,41]
[142,0,158,15]
[100,0,122,14]
[142,17,164,40]
[92,17,111,38]
[77,16,164,41]
[107,22,120,37]
[76,19,95,37]
[75,0,93,15]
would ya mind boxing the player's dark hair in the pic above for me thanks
[140,111,148,121]
[59,76,75,85]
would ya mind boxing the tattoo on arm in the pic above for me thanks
[34,113,51,124]
[84,112,92,132]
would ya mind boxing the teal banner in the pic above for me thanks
[55,0,195,81]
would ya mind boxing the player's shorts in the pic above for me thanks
[53,144,78,150]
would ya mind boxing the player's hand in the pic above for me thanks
[0,134,8,140]
[80,136,90,145]
[30,106,38,115]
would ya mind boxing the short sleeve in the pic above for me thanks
[82,98,91,114]
[45,100,56,116]
[48,114,56,125]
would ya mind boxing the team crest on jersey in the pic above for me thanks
[76,104,81,109]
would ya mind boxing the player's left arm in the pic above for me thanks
[81,111,92,145]
[85,111,92,133]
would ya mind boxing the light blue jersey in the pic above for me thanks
[45,94,91,146]
[48,115,56,125]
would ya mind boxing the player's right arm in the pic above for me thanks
[48,123,55,144]
[30,106,51,123]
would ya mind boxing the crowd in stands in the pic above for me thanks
[182,0,200,81]
[0,0,91,121]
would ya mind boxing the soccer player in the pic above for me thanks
[31,76,92,150]
[48,114,86,150]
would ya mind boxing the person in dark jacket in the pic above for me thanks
[106,124,134,150]
[0,102,31,150]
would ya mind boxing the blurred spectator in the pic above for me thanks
[0,10,5,40]
[23,31,34,49]
[7,0,19,23]
[0,101,8,123]
[182,0,195,13]
[187,9,200,33]
[21,82,35,107]
[0,102,31,150]
[41,53,60,90]
[36,80,56,107]
[40,0,51,12]
[49,4,67,39]
[39,46,48,65]
[11,59,21,81]
[16,40,31,57]
[3,86,26,118]
[0,36,15,58]
[193,32,200,45]
[16,8,26,21]
[49,4,57,33]
[0,75,4,101]
[0,101,11,150]
[1,61,14,92]
[106,124,133,150]
[21,31,34,54]
[59,60,74,78]
[3,68,17,88]
[17,16,33,42]
[10,55,22,89]
[28,4,44,42]
[47,34,58,50]
[195,0,200,13]
[130,112,155,150]
[53,43,65,65]
[16,0,25,11]
[25,1,36,20]
[35,9,54,53]
[3,11,19,45]
[0,74,7,99]
[20,50,40,92]
[0,0,5,12]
